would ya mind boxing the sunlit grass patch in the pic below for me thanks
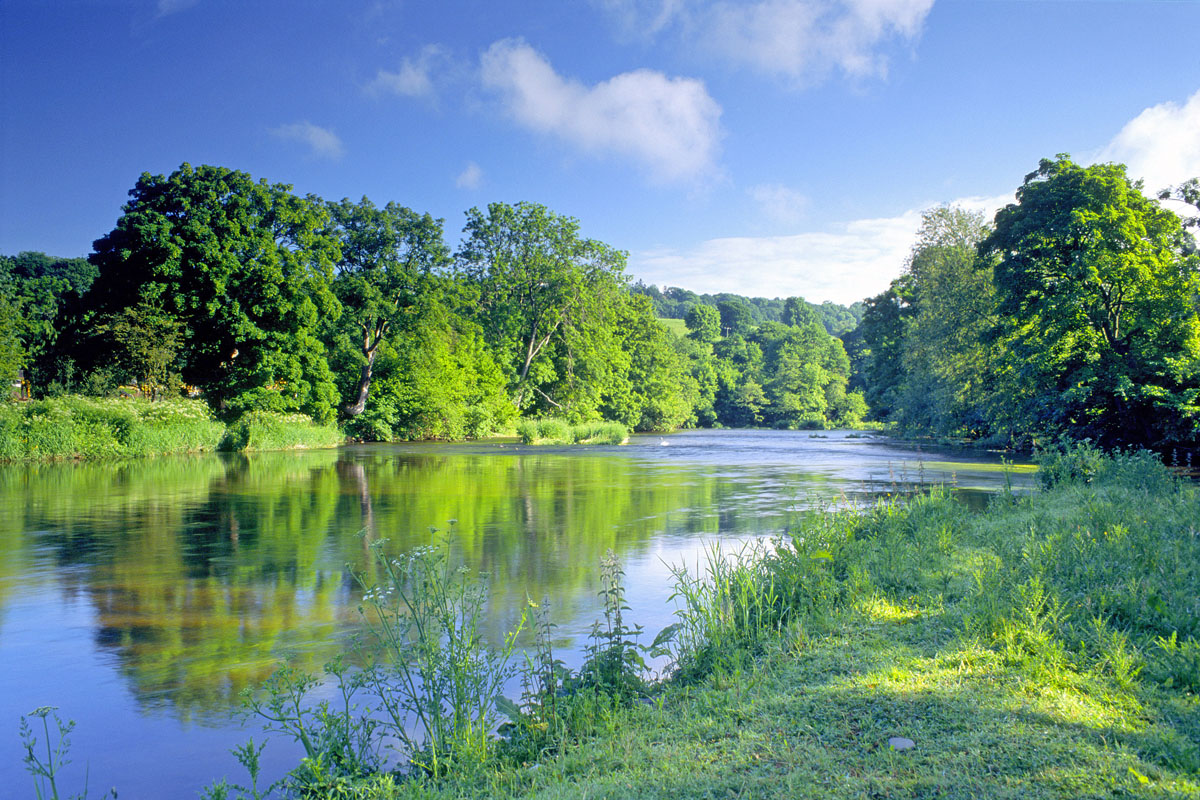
[516,418,629,446]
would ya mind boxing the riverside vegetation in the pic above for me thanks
[0,397,341,460]
[21,445,1200,798]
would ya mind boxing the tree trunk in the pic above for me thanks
[342,347,376,417]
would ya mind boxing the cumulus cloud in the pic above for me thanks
[631,208,923,305]
[456,161,483,189]
[270,122,345,160]
[368,45,447,99]
[1095,88,1200,194]
[748,183,810,226]
[480,38,722,182]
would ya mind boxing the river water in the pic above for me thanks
[0,429,1033,797]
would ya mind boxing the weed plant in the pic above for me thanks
[19,707,114,800]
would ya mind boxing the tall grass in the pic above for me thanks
[218,410,344,452]
[515,418,628,445]
[0,397,344,460]
[0,397,224,461]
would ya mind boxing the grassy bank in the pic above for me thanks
[0,397,343,461]
[516,418,629,445]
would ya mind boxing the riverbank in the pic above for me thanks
[270,447,1197,799]
[0,396,342,461]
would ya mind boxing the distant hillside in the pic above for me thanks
[632,281,864,336]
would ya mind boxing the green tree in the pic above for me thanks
[327,197,450,418]
[854,279,914,420]
[781,296,819,328]
[717,298,753,336]
[895,206,995,437]
[684,303,721,343]
[104,301,184,399]
[455,202,627,414]
[1158,177,1200,231]
[0,294,25,391]
[603,294,698,431]
[0,251,97,391]
[981,156,1200,447]
[86,164,342,422]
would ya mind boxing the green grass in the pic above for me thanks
[0,397,344,461]
[656,317,689,338]
[218,410,345,452]
[515,418,628,446]
[0,396,224,461]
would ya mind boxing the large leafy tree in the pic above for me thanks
[455,201,627,414]
[86,164,342,421]
[895,206,995,436]
[327,197,450,418]
[981,156,1200,447]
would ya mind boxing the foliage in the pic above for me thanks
[100,301,184,399]
[327,197,451,419]
[84,163,342,423]
[684,303,720,343]
[357,538,526,777]
[455,201,627,417]
[0,251,97,392]
[982,156,1200,449]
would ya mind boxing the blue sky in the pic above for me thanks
[2,0,1198,305]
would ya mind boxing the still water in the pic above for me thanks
[0,430,1033,797]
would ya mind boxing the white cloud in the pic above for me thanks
[368,45,446,99]
[630,188,1016,305]
[456,162,483,189]
[270,122,345,160]
[1095,89,1200,194]
[631,208,923,305]
[703,0,934,83]
[480,38,722,182]
[748,183,810,226]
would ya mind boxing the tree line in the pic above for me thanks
[5,156,1195,450]
[0,163,864,440]
[851,156,1200,451]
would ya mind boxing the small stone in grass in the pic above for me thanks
[888,736,915,751]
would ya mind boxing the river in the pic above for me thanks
[0,429,1034,797]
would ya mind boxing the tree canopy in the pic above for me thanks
[86,163,342,421]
